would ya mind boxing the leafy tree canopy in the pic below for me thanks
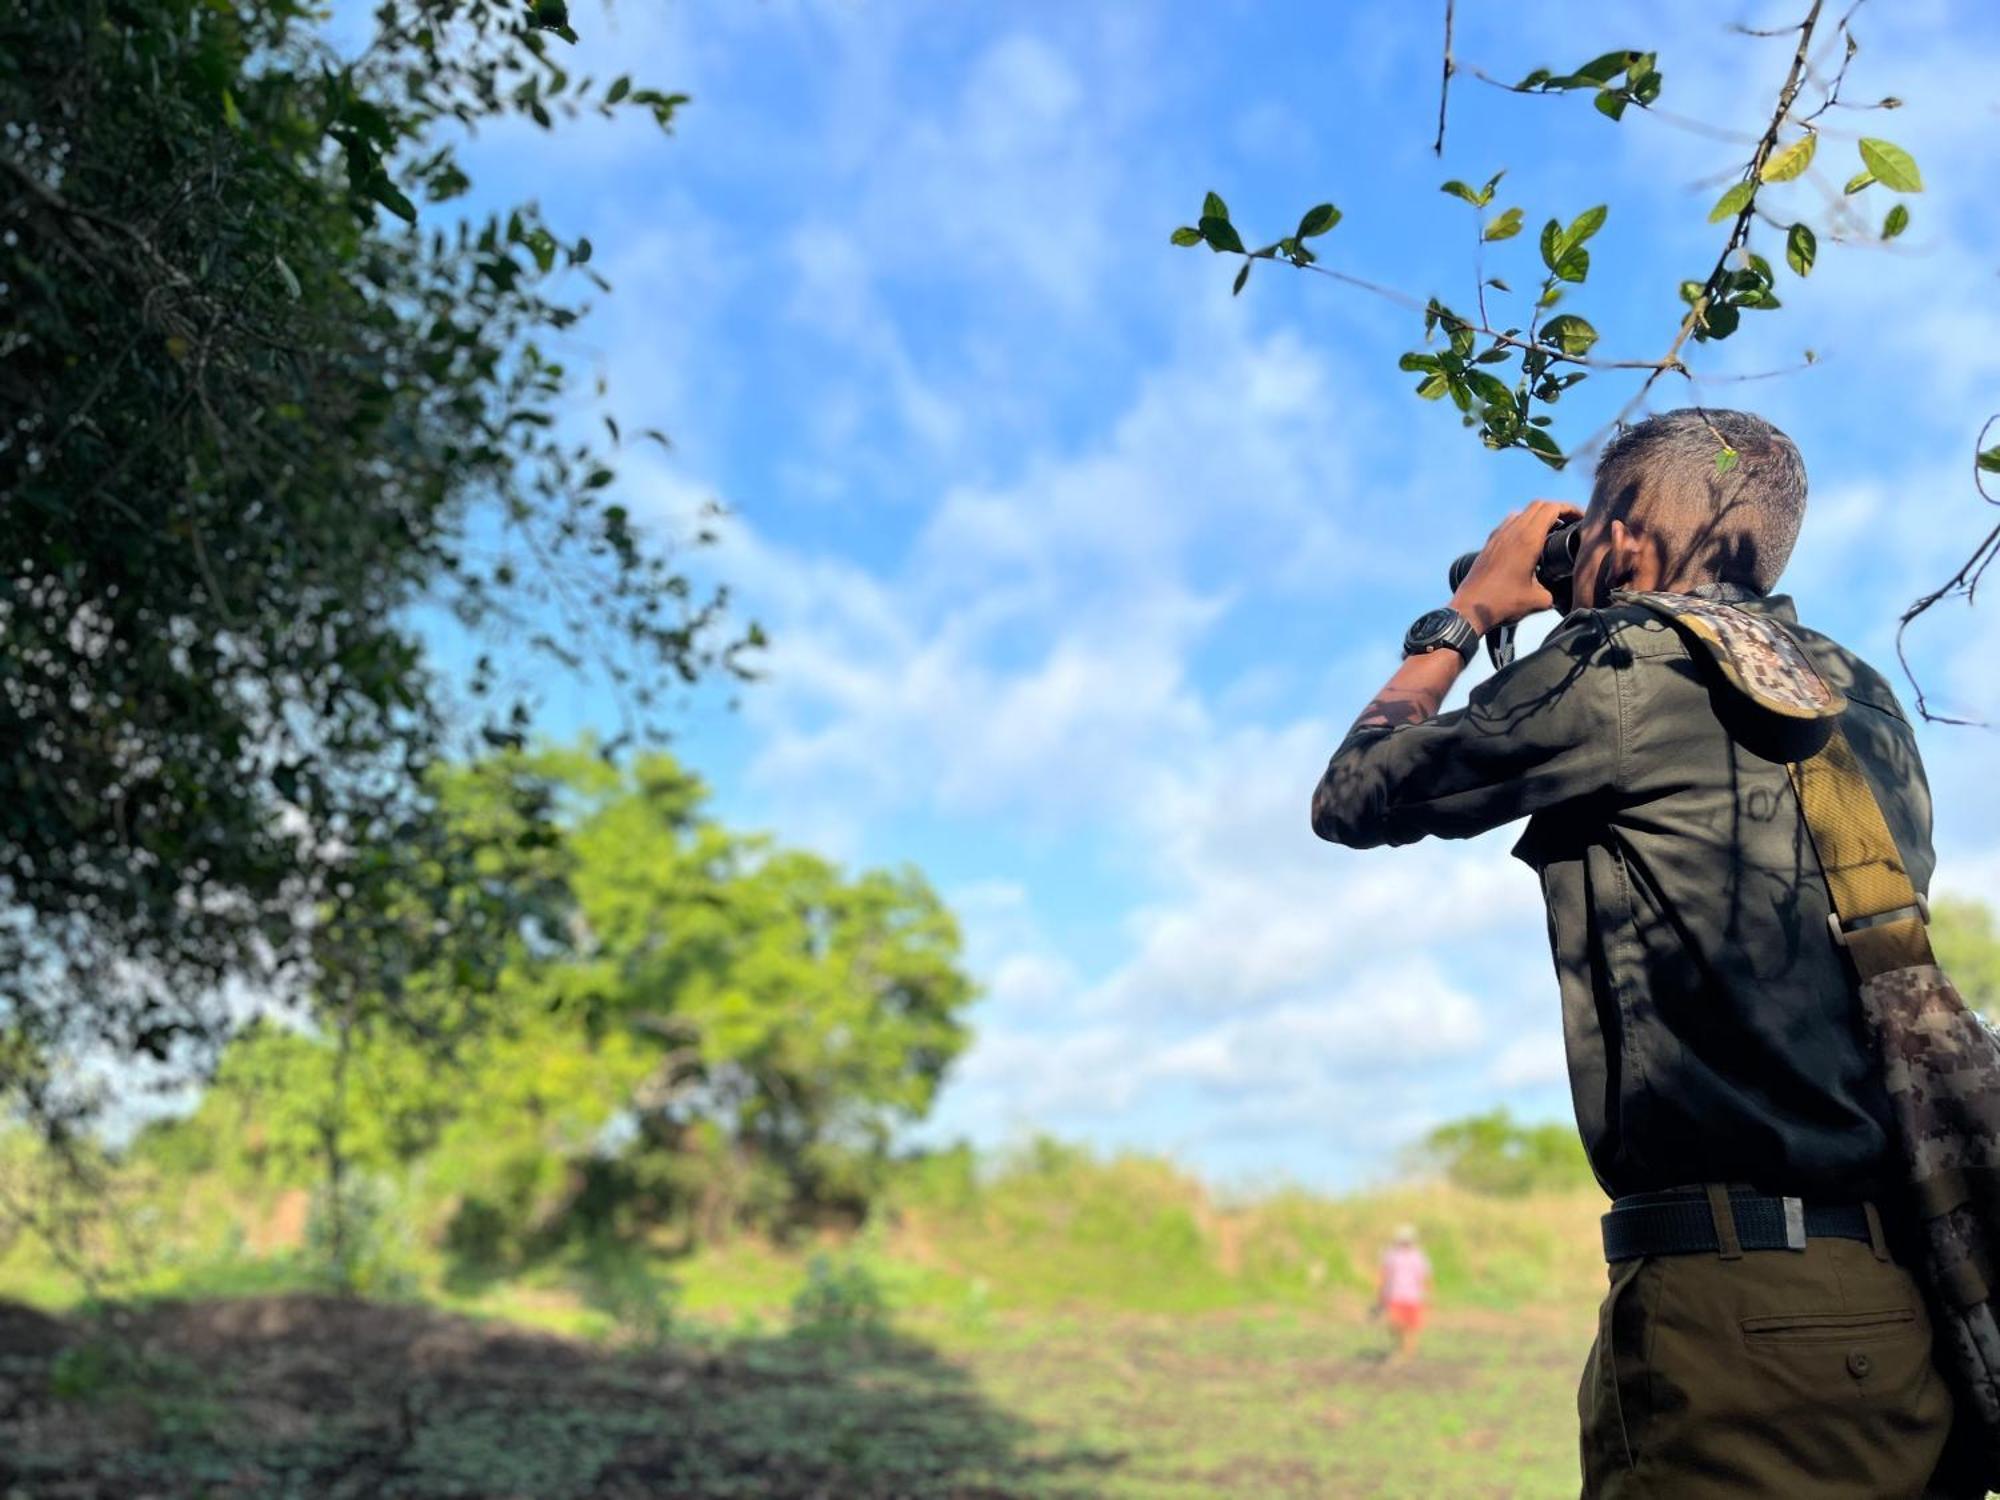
[1936,898,2000,1021]
[0,0,750,1124]
[1415,1108,1593,1197]
[138,747,977,1251]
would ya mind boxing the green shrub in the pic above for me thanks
[572,1240,677,1349]
[791,1254,886,1335]
[1414,1109,1592,1196]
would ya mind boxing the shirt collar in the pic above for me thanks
[1688,581,1764,604]
[1687,581,1799,623]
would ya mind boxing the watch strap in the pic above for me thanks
[1404,607,1480,662]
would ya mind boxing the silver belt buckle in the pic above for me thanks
[1783,1195,1807,1251]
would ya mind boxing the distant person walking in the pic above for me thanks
[1375,1225,1431,1364]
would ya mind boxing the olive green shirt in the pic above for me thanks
[1312,586,1933,1200]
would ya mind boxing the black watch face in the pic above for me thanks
[1404,607,1460,653]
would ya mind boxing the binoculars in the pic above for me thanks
[1446,516,1583,669]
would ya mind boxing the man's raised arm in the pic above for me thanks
[1311,500,1616,849]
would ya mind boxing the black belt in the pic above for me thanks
[1602,1188,1875,1263]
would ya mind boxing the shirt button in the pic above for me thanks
[1847,1350,1873,1378]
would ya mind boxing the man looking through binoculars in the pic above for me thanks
[1312,408,1971,1497]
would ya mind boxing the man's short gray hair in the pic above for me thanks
[1590,408,1807,594]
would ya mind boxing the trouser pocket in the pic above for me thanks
[1740,1306,1918,1344]
[1608,1242,1952,1498]
[1580,1257,1650,1484]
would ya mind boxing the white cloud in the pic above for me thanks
[1489,1030,1568,1090]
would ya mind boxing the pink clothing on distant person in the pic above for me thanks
[1379,1244,1431,1306]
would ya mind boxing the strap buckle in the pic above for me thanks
[1783,1196,1807,1251]
[1827,894,1929,949]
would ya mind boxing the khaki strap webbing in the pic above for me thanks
[1788,728,1936,980]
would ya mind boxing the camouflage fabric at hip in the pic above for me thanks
[1864,961,2000,1470]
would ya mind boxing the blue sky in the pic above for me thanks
[446,0,2000,1189]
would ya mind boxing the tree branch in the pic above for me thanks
[1433,0,1456,156]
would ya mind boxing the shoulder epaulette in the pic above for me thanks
[1617,590,1846,721]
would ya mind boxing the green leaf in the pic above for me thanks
[1844,170,1876,194]
[607,75,632,104]
[1484,207,1524,242]
[1486,277,1511,292]
[1565,205,1608,249]
[1882,203,1910,240]
[1708,181,1755,224]
[1858,138,1923,192]
[1761,133,1816,183]
[1232,261,1251,296]
[1466,370,1514,408]
[1539,314,1599,356]
[1297,202,1341,237]
[1678,279,1706,305]
[1415,372,1450,400]
[1398,352,1440,372]
[1977,446,2000,474]
[366,172,418,224]
[1537,284,1563,309]
[1441,180,1481,205]
[1554,247,1590,284]
[1198,216,1243,254]
[272,254,301,300]
[1203,190,1229,220]
[1575,50,1639,84]
[1170,226,1203,247]
[1714,447,1739,476]
[220,88,243,131]
[1784,222,1817,277]
[1701,302,1741,340]
[1538,218,1562,271]
[1523,427,1566,468]
[1594,91,1628,121]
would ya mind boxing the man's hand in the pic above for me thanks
[1448,499,1584,633]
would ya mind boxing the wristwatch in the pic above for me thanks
[1401,606,1480,662]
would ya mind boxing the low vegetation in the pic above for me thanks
[2,1128,1606,1496]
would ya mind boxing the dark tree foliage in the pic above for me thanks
[0,0,746,1126]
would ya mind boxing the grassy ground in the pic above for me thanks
[0,1293,1593,1498]
[0,1152,1608,1495]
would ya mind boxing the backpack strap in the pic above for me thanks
[1789,729,1936,980]
[1618,590,1929,980]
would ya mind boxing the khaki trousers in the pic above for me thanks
[1578,1231,1959,1498]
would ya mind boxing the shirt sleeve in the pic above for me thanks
[1311,610,1623,849]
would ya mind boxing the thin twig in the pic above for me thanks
[1580,0,1829,452]
[1433,0,1456,156]
[1459,65,1760,145]
[1897,414,2000,723]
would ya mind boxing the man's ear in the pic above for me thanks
[1608,518,1661,594]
